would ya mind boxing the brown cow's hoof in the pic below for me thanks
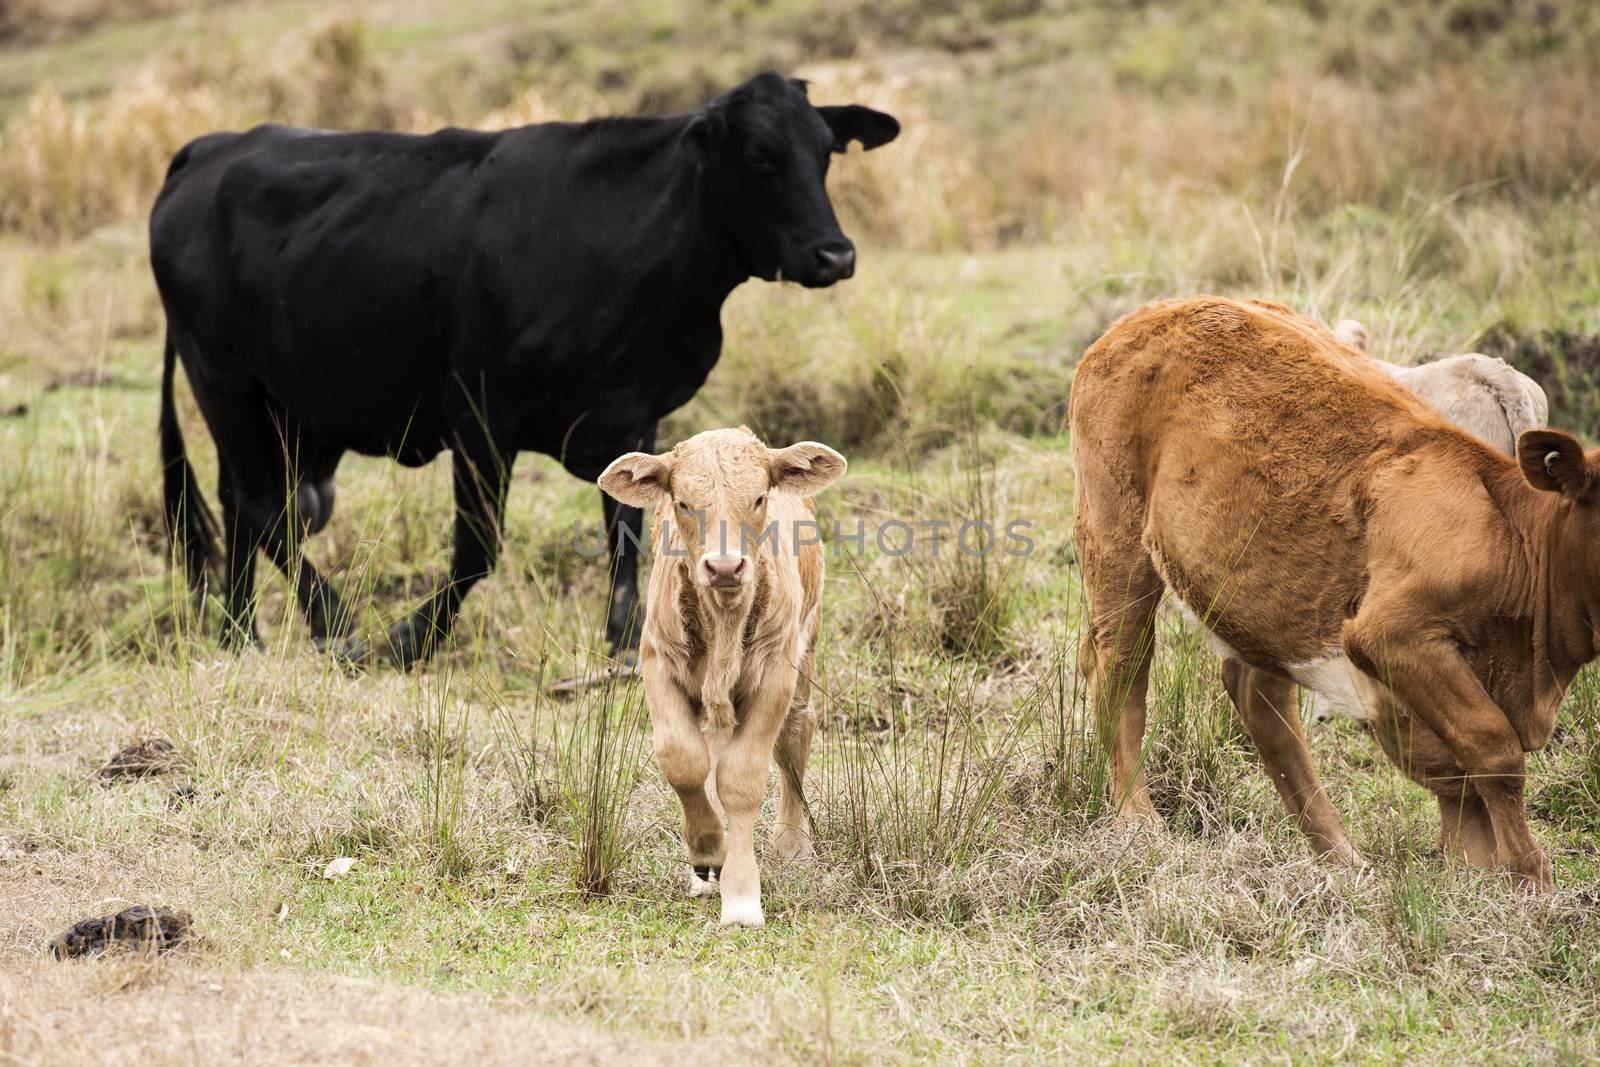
[98,739,179,782]
[1517,850,1555,893]
[49,906,193,959]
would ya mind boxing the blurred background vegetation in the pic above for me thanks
[2,0,1598,442]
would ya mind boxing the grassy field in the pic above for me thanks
[4,1,1600,1063]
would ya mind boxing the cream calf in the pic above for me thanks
[599,427,845,928]
[1332,319,1548,455]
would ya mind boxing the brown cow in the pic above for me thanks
[599,427,845,927]
[1069,296,1597,890]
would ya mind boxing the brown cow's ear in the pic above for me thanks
[598,452,673,508]
[1517,429,1593,500]
[769,442,847,495]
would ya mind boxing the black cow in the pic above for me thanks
[151,72,898,665]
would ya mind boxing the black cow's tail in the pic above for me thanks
[160,333,219,593]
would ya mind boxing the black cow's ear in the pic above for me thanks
[816,105,900,153]
[1518,429,1594,501]
[683,110,726,165]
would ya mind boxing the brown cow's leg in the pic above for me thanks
[1222,660,1359,864]
[1366,704,1500,869]
[1077,558,1164,826]
[1346,615,1552,891]
[1437,787,1500,868]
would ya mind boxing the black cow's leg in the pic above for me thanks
[259,525,351,652]
[263,457,354,651]
[602,491,645,656]
[386,438,514,667]
[602,422,654,657]
[216,465,261,648]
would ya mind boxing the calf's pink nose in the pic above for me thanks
[702,555,747,586]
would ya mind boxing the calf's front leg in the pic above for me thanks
[643,657,725,895]
[1345,620,1552,891]
[716,662,799,929]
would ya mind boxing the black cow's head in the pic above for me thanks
[685,72,900,288]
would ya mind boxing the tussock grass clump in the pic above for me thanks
[552,676,646,898]
[817,649,1039,921]
[490,653,646,898]
[1142,618,1261,839]
[909,423,1025,661]
[0,80,220,240]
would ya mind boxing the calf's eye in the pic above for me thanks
[754,494,766,508]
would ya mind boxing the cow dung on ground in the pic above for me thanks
[48,906,193,959]
[98,738,179,781]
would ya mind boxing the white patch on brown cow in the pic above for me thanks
[1169,596,1246,661]
[1286,653,1387,723]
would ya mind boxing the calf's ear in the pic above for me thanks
[816,105,900,153]
[599,452,673,507]
[1517,429,1594,501]
[768,442,847,495]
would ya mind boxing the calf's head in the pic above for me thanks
[686,72,899,288]
[599,427,847,592]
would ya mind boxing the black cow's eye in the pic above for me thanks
[743,148,775,173]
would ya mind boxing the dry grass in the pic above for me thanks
[0,0,209,41]
[6,3,1596,249]
[1008,62,1600,220]
[798,62,997,253]
[0,79,219,238]
[0,961,731,1065]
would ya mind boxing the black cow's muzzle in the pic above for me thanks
[804,238,856,287]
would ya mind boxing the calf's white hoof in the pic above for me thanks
[718,894,765,930]
[689,865,720,898]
